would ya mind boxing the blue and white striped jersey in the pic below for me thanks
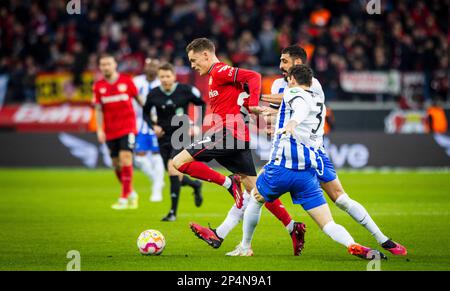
[270,77,325,150]
[269,85,325,170]
[133,75,161,134]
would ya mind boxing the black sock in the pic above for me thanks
[181,175,200,189]
[169,176,181,216]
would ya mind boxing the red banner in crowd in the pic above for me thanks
[0,104,95,132]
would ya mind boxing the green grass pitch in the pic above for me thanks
[0,168,449,271]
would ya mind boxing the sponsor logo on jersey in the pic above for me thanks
[101,94,130,104]
[118,83,128,92]
[175,107,184,116]
[209,90,219,98]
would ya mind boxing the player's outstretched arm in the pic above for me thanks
[261,93,283,105]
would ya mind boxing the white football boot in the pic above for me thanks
[111,197,129,210]
[225,244,254,256]
[150,191,163,202]
[128,191,139,209]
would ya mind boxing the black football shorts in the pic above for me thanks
[185,129,257,176]
[106,133,135,158]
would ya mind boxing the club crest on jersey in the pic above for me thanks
[118,83,128,92]
[99,87,107,94]
[175,107,184,116]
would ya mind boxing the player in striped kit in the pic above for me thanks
[261,45,406,256]
[133,58,165,202]
[227,65,386,260]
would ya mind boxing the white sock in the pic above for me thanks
[222,176,232,189]
[135,154,154,180]
[241,194,263,249]
[216,191,250,239]
[286,220,295,233]
[148,153,165,196]
[129,190,138,199]
[322,221,355,248]
[216,205,243,239]
[335,194,389,244]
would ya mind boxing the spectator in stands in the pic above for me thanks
[0,0,447,104]
[427,100,448,134]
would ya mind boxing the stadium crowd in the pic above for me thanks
[0,0,448,103]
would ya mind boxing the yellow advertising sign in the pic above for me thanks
[36,72,94,105]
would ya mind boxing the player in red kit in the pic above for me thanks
[172,38,306,255]
[93,54,141,210]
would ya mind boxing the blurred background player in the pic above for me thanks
[133,58,165,202]
[231,65,386,260]
[175,38,307,256]
[261,45,407,255]
[92,54,141,210]
[143,63,204,221]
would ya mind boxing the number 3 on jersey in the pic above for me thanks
[312,102,324,134]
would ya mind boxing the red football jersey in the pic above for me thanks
[92,73,138,141]
[207,62,261,141]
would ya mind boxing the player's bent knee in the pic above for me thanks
[322,180,345,202]
[173,150,195,171]
[119,151,133,166]
[171,156,182,170]
[167,162,179,176]
[251,188,266,203]
[172,151,188,169]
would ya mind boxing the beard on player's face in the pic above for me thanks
[102,70,113,79]
[281,69,287,80]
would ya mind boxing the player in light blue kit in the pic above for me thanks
[133,58,165,202]
[260,45,406,256]
[228,65,387,260]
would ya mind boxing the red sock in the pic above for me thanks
[114,168,122,184]
[121,165,133,198]
[265,199,292,227]
[178,161,226,186]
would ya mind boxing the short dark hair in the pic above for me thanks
[288,65,313,87]
[186,38,215,53]
[98,53,116,63]
[281,45,307,64]
[158,62,175,73]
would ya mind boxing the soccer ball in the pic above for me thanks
[137,229,166,255]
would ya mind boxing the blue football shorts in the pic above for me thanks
[256,163,326,211]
